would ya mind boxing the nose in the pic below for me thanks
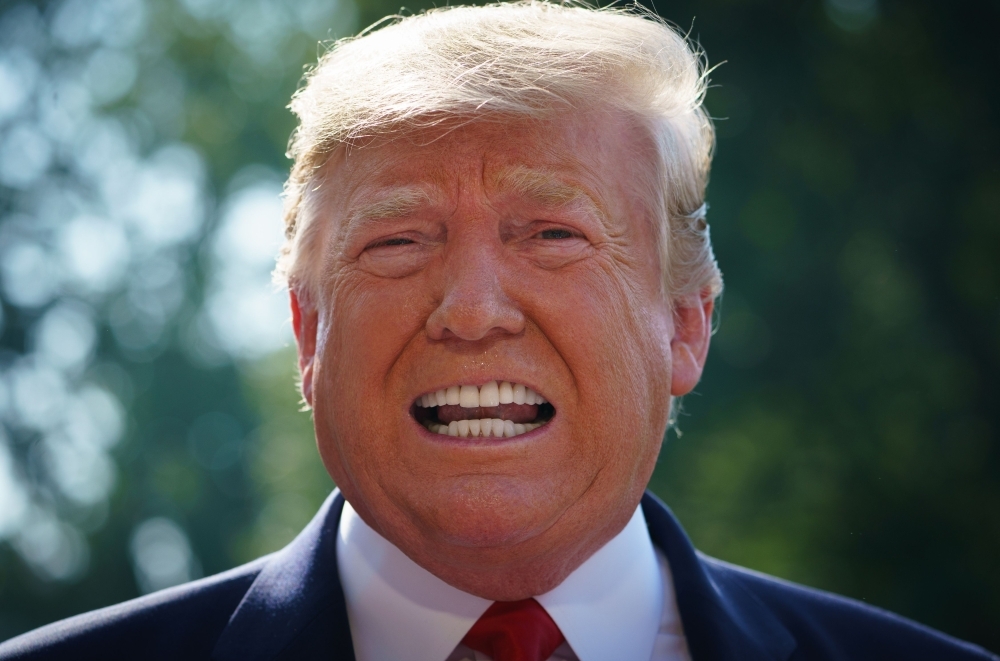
[425,239,525,342]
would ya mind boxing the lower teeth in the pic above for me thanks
[425,418,543,438]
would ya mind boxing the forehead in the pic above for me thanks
[320,110,651,213]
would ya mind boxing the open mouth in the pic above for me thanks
[413,380,555,438]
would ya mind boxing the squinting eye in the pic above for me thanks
[367,237,414,249]
[538,229,574,240]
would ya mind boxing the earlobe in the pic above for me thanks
[290,288,319,407]
[669,293,714,397]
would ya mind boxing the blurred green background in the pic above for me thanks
[0,0,996,652]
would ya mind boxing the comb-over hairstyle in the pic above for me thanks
[276,0,723,303]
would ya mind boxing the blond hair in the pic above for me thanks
[276,1,723,303]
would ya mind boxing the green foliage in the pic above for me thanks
[235,348,333,562]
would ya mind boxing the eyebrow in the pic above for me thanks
[346,186,434,227]
[342,168,604,231]
[492,166,605,219]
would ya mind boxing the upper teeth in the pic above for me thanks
[417,381,547,408]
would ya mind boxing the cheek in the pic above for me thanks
[321,272,429,383]
[311,273,431,463]
[533,259,673,449]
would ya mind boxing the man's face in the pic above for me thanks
[293,110,710,599]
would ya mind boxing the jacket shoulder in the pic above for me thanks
[0,555,272,661]
[702,555,998,661]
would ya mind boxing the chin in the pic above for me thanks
[411,474,569,550]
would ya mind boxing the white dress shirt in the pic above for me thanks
[337,501,690,661]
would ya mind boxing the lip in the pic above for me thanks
[405,373,558,445]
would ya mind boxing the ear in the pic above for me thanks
[290,287,319,407]
[670,291,715,397]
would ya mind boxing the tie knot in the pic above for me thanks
[461,598,566,661]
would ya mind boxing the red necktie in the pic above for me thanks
[461,598,566,661]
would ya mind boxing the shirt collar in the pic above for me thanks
[338,502,663,661]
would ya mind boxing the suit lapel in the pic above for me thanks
[212,490,355,661]
[642,491,797,661]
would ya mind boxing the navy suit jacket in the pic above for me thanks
[0,490,995,660]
